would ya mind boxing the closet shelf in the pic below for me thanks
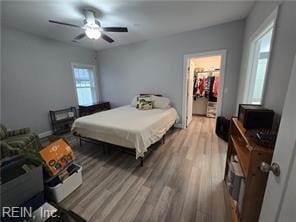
[195,69,220,74]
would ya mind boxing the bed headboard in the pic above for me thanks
[139,94,162,97]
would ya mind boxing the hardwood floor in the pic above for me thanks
[60,116,230,222]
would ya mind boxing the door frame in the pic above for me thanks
[182,49,227,128]
[186,59,195,127]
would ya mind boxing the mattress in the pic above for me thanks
[72,105,179,158]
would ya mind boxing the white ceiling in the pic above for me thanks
[1,1,254,51]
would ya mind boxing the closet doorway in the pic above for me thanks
[182,50,226,128]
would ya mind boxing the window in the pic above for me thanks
[245,11,276,105]
[72,65,97,105]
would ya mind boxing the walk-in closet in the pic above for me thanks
[191,55,221,118]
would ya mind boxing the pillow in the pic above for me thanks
[137,95,153,110]
[152,95,170,109]
[131,95,138,107]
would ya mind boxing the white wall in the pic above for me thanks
[97,20,245,122]
[1,26,97,133]
[236,1,296,123]
[192,55,221,70]
[0,1,2,123]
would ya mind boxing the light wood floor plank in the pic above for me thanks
[103,169,153,222]
[180,166,201,222]
[120,186,151,222]
[59,116,230,222]
[149,186,174,222]
[89,174,139,221]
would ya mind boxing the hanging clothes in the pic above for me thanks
[198,77,206,97]
[205,76,217,102]
[193,77,198,95]
[213,76,220,96]
[194,70,219,100]
[193,77,198,100]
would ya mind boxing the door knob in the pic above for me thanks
[260,162,280,176]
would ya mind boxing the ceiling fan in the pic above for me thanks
[49,10,128,43]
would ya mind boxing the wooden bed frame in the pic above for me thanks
[73,125,174,167]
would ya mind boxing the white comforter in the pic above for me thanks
[72,105,179,158]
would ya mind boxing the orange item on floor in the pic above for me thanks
[39,138,75,176]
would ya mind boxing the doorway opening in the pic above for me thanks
[182,50,226,128]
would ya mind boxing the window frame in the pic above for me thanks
[247,25,274,104]
[71,63,99,106]
[244,7,279,105]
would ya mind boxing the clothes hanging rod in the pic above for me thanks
[195,69,220,74]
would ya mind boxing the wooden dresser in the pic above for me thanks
[78,102,110,117]
[224,118,274,222]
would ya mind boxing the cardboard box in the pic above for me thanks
[39,139,75,176]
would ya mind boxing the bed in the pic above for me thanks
[72,104,179,166]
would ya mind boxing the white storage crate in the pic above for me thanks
[46,163,82,203]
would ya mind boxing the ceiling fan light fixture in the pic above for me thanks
[85,27,101,40]
[49,9,125,43]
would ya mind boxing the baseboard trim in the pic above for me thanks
[39,130,52,138]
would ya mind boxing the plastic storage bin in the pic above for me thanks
[45,163,82,203]
[1,156,43,207]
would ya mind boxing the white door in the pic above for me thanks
[259,55,296,221]
[186,60,194,127]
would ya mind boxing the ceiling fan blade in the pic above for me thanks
[49,20,81,28]
[103,27,128,32]
[101,33,114,43]
[74,33,86,40]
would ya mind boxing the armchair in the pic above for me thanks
[0,124,42,160]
